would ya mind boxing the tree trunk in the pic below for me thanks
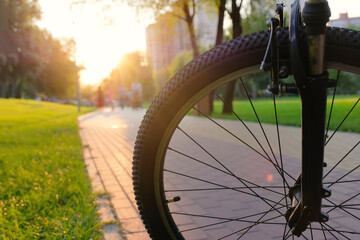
[251,77,257,100]
[183,2,199,59]
[215,0,226,46]
[183,1,212,114]
[222,0,243,113]
[0,83,5,98]
[197,0,227,115]
[207,0,227,114]
[10,78,17,98]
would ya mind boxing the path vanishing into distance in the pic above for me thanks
[78,107,360,240]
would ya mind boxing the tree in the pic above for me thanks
[0,0,76,99]
[199,0,227,115]
[215,0,227,46]
[220,0,277,112]
[35,33,77,98]
[168,50,193,78]
[129,0,200,59]
[0,0,41,98]
[221,0,244,113]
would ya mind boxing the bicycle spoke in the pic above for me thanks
[175,207,286,233]
[323,203,360,210]
[301,233,309,240]
[323,179,360,185]
[239,77,280,168]
[219,214,284,240]
[322,222,351,240]
[168,147,283,196]
[320,223,328,240]
[311,227,360,236]
[325,194,360,220]
[335,206,360,211]
[323,141,360,179]
[215,196,286,239]
[325,97,359,146]
[326,192,360,211]
[166,185,284,196]
[237,214,285,239]
[325,70,340,139]
[282,220,289,240]
[320,223,339,240]
[236,198,287,239]
[177,126,242,178]
[173,212,284,225]
[166,185,285,192]
[176,126,289,214]
[192,106,293,186]
[191,106,276,165]
[215,91,283,175]
[328,164,360,188]
[273,95,289,210]
[284,227,293,240]
[164,169,286,207]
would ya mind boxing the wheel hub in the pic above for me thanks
[285,176,331,236]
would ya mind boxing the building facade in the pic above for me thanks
[146,4,217,73]
[329,13,360,28]
[146,15,192,72]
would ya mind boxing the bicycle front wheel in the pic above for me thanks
[133,27,360,239]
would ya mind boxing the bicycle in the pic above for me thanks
[132,0,360,239]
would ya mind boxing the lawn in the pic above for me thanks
[211,96,360,133]
[0,99,100,239]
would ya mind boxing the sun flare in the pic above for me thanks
[37,0,150,85]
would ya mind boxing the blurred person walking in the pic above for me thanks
[97,86,105,109]
[118,86,127,109]
[106,88,115,111]
[130,80,142,109]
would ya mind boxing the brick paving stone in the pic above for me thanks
[79,109,150,240]
[79,107,360,240]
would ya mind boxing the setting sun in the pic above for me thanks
[37,0,151,85]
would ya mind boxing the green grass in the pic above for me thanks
[0,99,101,239]
[211,96,359,133]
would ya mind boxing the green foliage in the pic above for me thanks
[0,1,77,99]
[35,34,77,98]
[153,67,170,89]
[328,70,360,95]
[242,0,273,35]
[168,50,193,78]
[0,99,101,239]
[156,47,208,88]
[211,96,360,132]
[348,25,360,31]
[0,0,41,31]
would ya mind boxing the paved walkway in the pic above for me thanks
[79,108,150,240]
[78,107,360,240]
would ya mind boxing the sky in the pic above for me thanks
[36,0,151,86]
[36,0,360,86]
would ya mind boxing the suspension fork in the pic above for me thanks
[288,0,331,235]
[301,0,331,221]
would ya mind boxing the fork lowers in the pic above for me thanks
[300,1,331,222]
[285,0,332,236]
